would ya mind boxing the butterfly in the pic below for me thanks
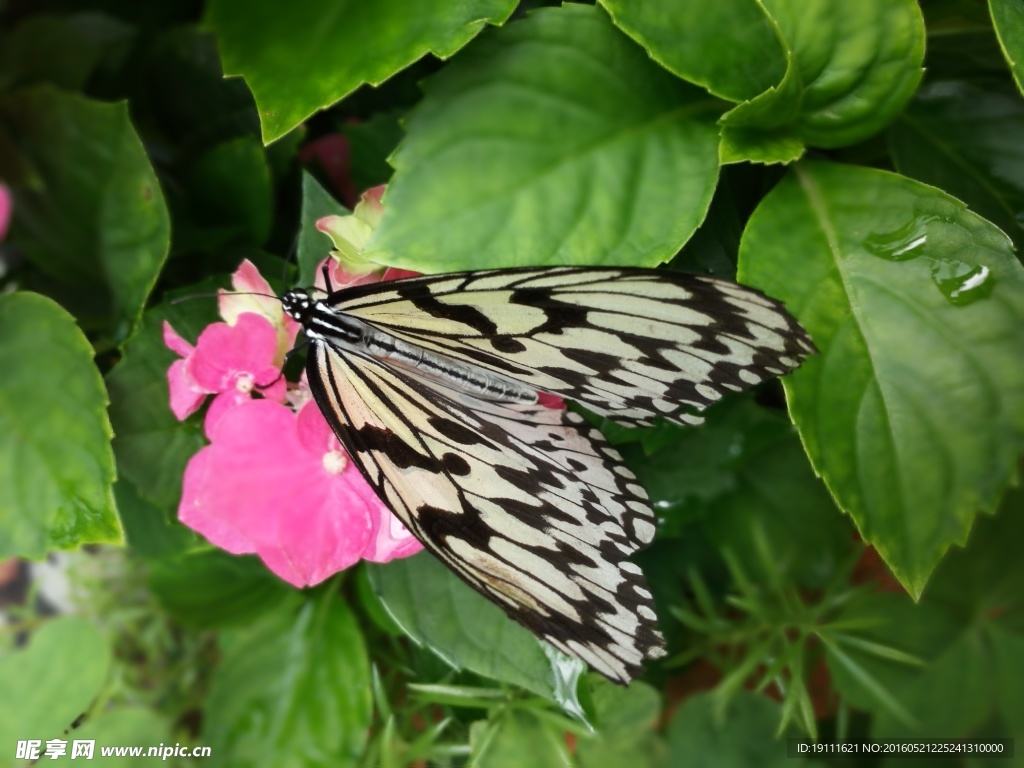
[280,266,814,683]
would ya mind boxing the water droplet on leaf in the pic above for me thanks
[930,260,994,306]
[864,214,936,261]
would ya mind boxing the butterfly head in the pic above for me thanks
[280,289,315,324]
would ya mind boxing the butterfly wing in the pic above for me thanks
[329,267,815,428]
[306,341,665,682]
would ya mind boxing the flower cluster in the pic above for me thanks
[165,189,423,587]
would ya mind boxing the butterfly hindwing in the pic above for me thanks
[329,266,816,428]
[305,342,665,682]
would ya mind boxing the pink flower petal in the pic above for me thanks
[163,321,195,358]
[380,268,419,282]
[179,448,255,554]
[189,313,280,392]
[296,398,338,454]
[203,389,252,440]
[362,508,424,563]
[218,259,281,326]
[537,392,566,410]
[168,359,210,420]
[179,399,379,588]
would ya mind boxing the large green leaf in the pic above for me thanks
[889,81,1024,248]
[0,86,169,341]
[740,162,1024,596]
[0,292,120,558]
[0,618,110,766]
[599,0,786,103]
[367,3,720,272]
[990,0,1024,95]
[827,489,1024,738]
[203,0,516,143]
[204,590,372,767]
[720,0,924,159]
[366,555,585,716]
[149,549,297,628]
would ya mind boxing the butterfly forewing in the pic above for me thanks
[306,343,665,682]
[329,267,815,428]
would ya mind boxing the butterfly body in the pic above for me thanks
[283,291,538,403]
[282,266,814,683]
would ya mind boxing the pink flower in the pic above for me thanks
[180,399,421,587]
[218,259,299,367]
[164,312,286,430]
[0,182,10,241]
[313,186,393,290]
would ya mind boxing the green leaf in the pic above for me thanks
[0,86,169,341]
[106,288,216,511]
[0,292,120,558]
[297,172,347,287]
[720,0,925,158]
[368,3,721,272]
[366,555,586,716]
[203,0,517,144]
[149,550,297,628]
[183,135,272,247]
[665,691,797,767]
[576,678,664,768]
[204,590,372,767]
[739,161,1024,596]
[990,0,1024,94]
[468,709,573,768]
[599,0,786,102]
[45,709,171,766]
[0,618,110,762]
[889,81,1024,248]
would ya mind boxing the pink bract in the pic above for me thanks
[179,399,421,587]
[164,312,286,425]
[219,259,299,366]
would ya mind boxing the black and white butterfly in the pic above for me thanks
[280,266,814,683]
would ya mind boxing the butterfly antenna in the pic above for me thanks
[170,291,280,305]
[321,262,335,293]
